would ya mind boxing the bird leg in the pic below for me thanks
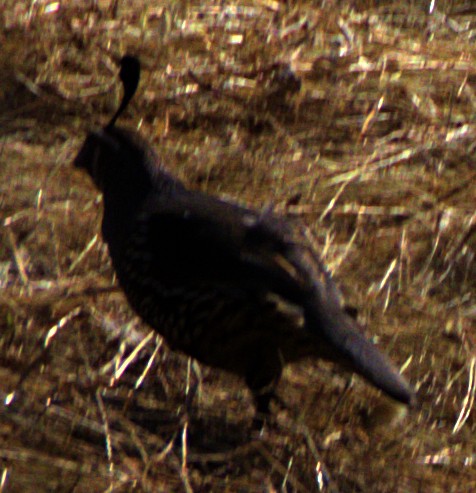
[244,346,284,426]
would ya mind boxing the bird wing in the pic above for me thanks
[135,190,315,302]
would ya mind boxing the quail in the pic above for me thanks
[73,55,414,415]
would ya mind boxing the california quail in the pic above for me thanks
[73,55,414,415]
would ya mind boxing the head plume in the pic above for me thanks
[106,55,141,129]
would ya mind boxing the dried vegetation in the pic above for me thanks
[1,1,475,492]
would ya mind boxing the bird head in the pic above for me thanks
[73,55,157,196]
[73,128,120,191]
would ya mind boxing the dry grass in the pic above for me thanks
[1,1,475,491]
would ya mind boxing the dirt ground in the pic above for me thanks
[1,1,475,492]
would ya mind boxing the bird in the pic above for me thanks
[73,55,415,416]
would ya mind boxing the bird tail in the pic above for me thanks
[304,295,415,405]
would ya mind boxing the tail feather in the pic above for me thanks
[304,297,414,405]
[332,324,414,404]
